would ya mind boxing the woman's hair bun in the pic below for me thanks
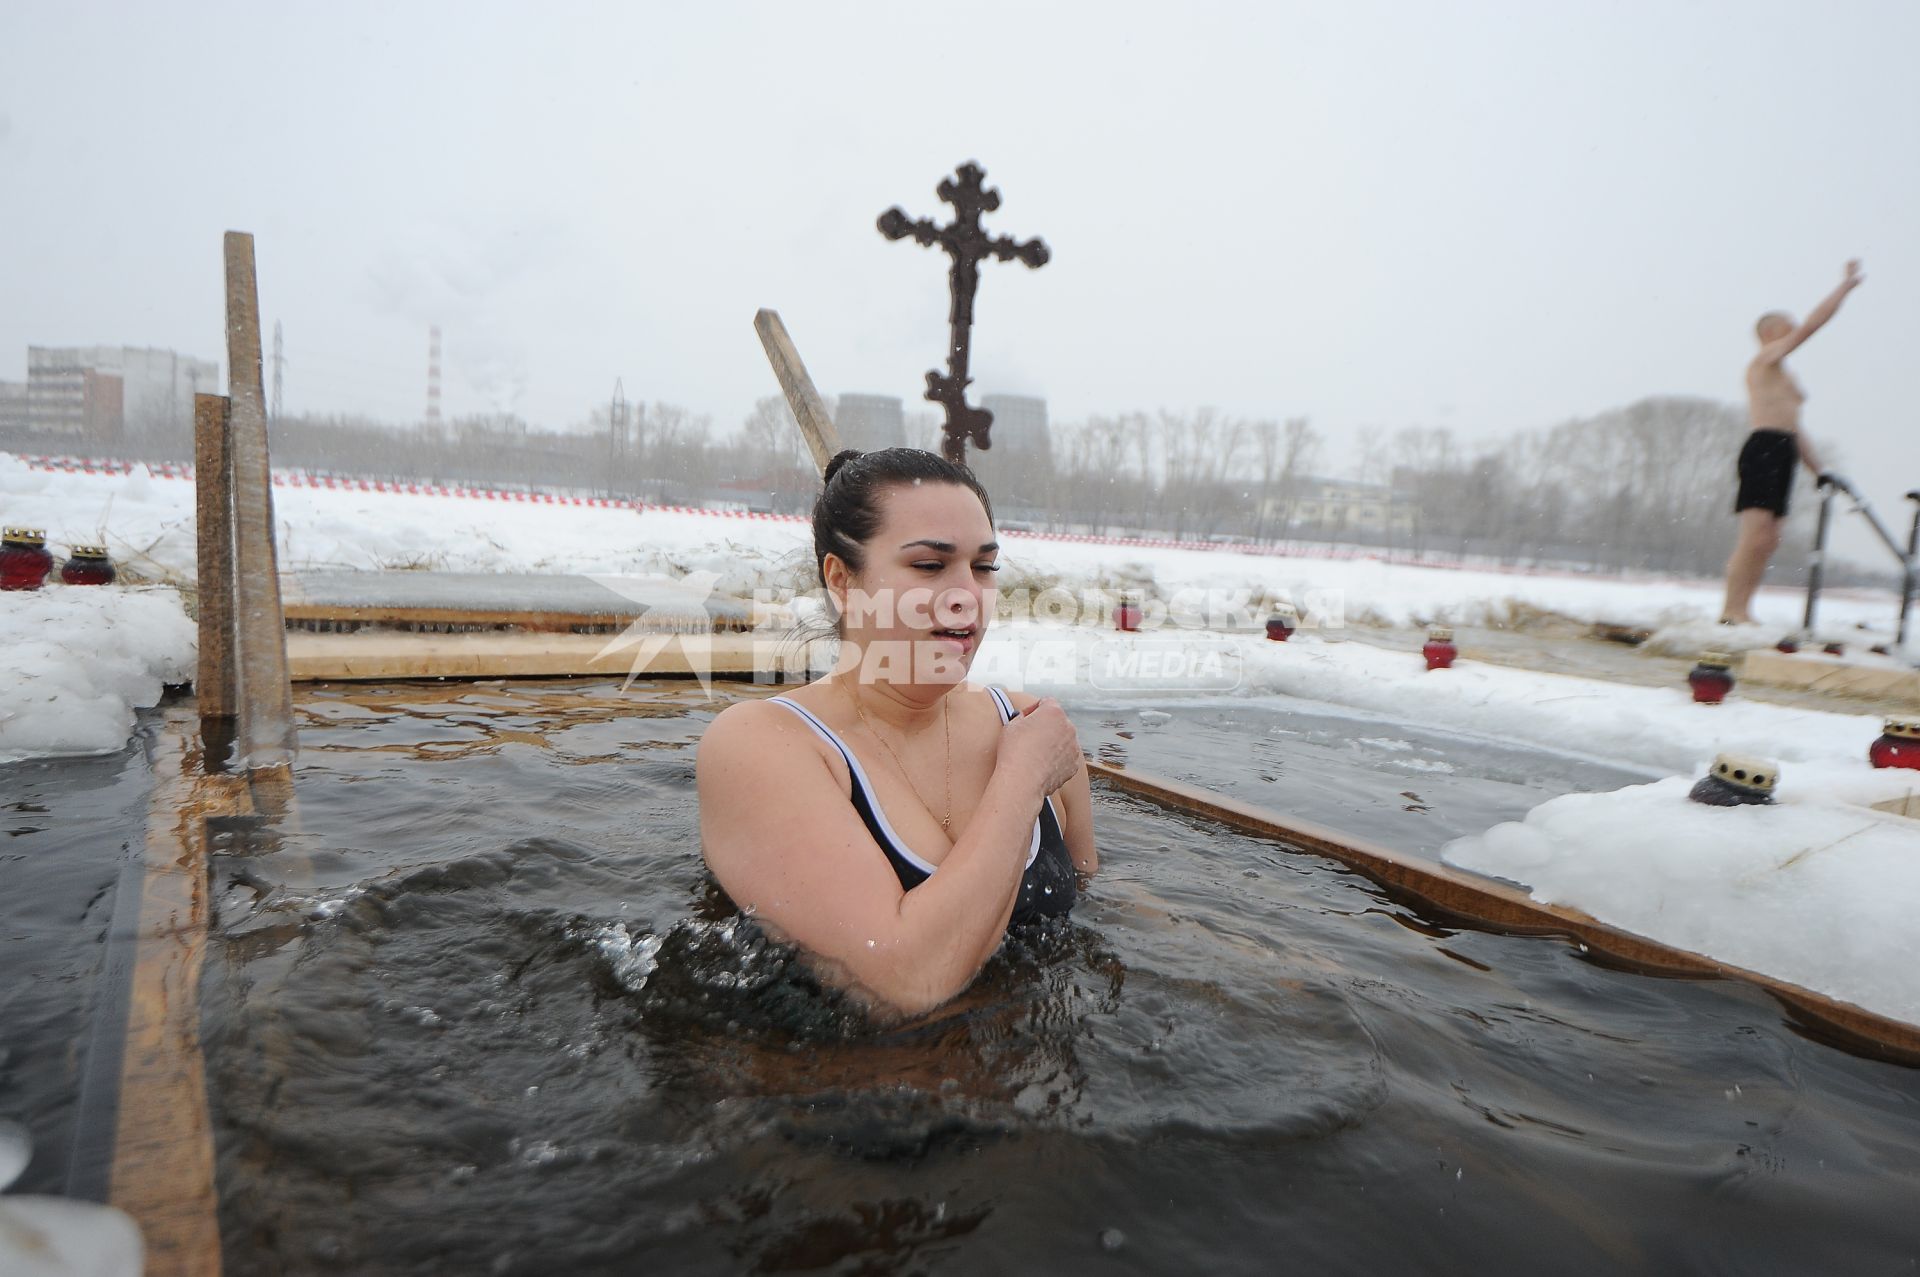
[823,449,864,485]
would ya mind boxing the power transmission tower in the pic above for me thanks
[609,378,630,499]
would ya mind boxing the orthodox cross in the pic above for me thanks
[878,162,1049,465]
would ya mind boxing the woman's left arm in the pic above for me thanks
[1057,754,1098,875]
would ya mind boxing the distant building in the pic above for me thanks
[0,381,27,432]
[1261,476,1418,537]
[26,346,219,441]
[968,393,1054,515]
[835,393,906,452]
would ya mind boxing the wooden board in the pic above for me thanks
[108,713,251,1277]
[1089,759,1920,1065]
[285,630,815,682]
[1742,648,1920,707]
[223,232,296,766]
[1871,791,1920,819]
[753,309,842,472]
[192,394,236,721]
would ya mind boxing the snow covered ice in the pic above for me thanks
[0,583,194,764]
[1444,762,1920,1025]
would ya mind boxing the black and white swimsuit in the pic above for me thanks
[768,686,1078,926]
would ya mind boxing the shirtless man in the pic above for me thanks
[1720,259,1864,624]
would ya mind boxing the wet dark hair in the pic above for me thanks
[811,447,994,583]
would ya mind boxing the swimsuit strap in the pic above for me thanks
[766,695,939,875]
[767,691,1042,872]
[983,686,1046,866]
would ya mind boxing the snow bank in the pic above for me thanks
[1641,614,1908,658]
[0,587,196,763]
[979,625,1884,776]
[1443,762,1920,1025]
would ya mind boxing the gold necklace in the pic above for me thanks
[841,680,952,833]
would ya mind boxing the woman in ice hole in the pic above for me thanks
[697,447,1097,1017]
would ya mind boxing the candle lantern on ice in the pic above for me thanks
[1,527,53,591]
[1265,603,1297,642]
[1114,589,1143,633]
[1869,719,1920,771]
[1687,651,1734,704]
[1423,625,1456,671]
[1688,754,1778,807]
[60,545,115,586]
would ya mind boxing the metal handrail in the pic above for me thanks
[1802,474,1920,648]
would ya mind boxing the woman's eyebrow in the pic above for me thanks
[897,539,1001,554]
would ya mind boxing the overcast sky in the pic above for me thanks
[3,1,1917,556]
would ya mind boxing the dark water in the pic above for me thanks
[0,724,154,1198]
[193,681,1920,1274]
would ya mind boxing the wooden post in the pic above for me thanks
[192,393,237,764]
[223,231,296,770]
[753,309,842,472]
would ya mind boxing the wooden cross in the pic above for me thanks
[879,162,1048,465]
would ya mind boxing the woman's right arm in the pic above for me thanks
[696,698,1079,1016]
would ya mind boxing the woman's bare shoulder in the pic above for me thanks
[697,696,845,839]
[701,694,816,750]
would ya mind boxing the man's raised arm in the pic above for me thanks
[1772,259,1865,360]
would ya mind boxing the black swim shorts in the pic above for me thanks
[1735,430,1798,517]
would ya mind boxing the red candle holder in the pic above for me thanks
[1822,641,1845,656]
[1688,753,1778,806]
[1,527,54,591]
[1774,637,1800,654]
[1869,719,1920,771]
[1687,651,1734,705]
[1265,607,1296,642]
[1114,590,1143,633]
[59,545,116,586]
[1423,626,1457,671]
